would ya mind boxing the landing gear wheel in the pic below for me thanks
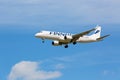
[73,42,76,45]
[42,40,45,43]
[41,38,45,43]
[64,45,68,48]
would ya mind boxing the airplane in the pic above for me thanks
[35,25,110,48]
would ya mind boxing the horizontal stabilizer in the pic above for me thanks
[97,34,110,41]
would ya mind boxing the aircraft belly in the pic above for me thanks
[41,35,70,44]
[77,37,96,43]
[44,35,60,40]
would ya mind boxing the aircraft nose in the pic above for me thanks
[35,33,39,37]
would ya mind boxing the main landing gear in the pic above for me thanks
[41,38,45,43]
[73,42,77,45]
[42,40,45,43]
[64,42,77,48]
[64,45,68,48]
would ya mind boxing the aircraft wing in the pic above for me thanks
[71,28,95,42]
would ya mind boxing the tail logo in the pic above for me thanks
[95,30,100,34]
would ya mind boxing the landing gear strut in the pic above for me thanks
[41,38,45,43]
[64,45,68,48]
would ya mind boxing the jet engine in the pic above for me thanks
[52,41,60,46]
[64,35,72,40]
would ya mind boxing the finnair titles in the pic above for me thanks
[50,32,72,36]
[35,25,110,48]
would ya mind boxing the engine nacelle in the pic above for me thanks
[64,35,72,40]
[52,41,60,46]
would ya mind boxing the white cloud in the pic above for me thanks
[8,61,62,80]
[55,64,65,70]
[0,0,45,4]
[18,0,43,4]
[0,0,120,25]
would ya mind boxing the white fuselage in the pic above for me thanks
[35,31,97,44]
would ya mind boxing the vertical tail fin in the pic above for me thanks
[90,25,101,39]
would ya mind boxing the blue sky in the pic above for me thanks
[0,0,120,80]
